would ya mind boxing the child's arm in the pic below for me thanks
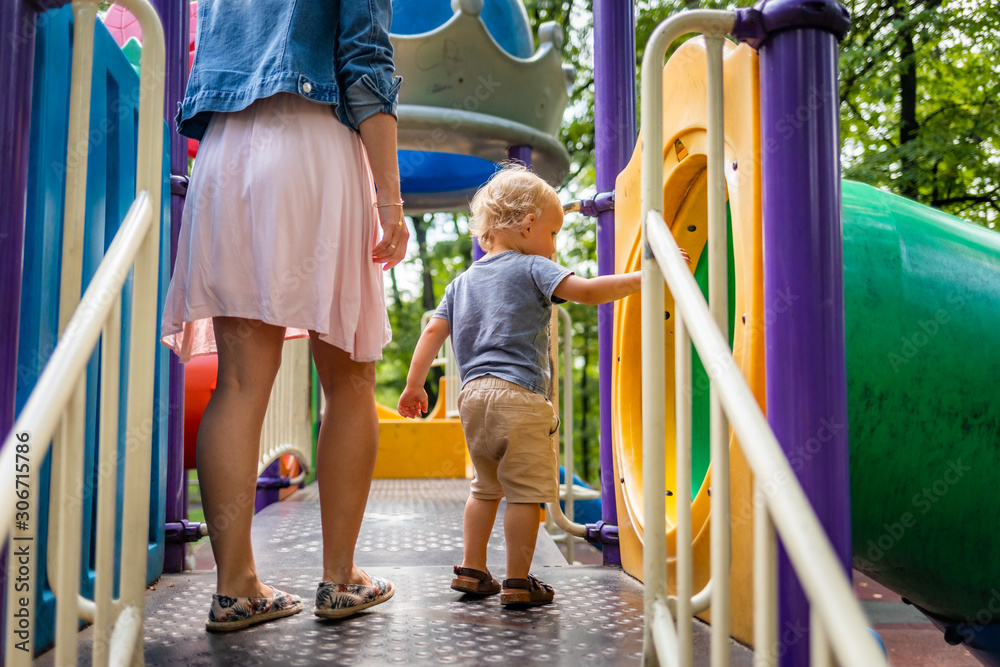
[552,272,642,305]
[552,248,690,305]
[398,317,451,418]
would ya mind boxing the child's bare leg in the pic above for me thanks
[503,502,541,580]
[462,496,501,571]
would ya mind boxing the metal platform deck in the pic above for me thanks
[37,479,755,666]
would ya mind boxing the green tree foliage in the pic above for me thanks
[840,0,999,227]
[380,0,997,489]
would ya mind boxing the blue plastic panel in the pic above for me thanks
[17,6,170,653]
[399,151,498,195]
[391,0,533,58]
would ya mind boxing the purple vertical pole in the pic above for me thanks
[593,0,635,566]
[750,1,851,662]
[473,145,532,260]
[254,460,281,514]
[151,0,190,573]
[1,0,39,656]
[0,0,38,441]
[507,144,531,167]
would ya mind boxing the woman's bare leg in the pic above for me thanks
[310,332,379,585]
[197,317,286,597]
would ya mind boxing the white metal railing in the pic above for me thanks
[545,305,601,565]
[1,1,165,665]
[639,11,887,667]
[258,338,313,483]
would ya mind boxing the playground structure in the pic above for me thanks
[3,0,1000,666]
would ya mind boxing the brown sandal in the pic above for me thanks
[451,566,501,596]
[500,573,555,607]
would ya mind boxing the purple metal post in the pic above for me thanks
[0,0,39,441]
[593,0,636,566]
[472,145,532,261]
[151,0,190,573]
[752,1,851,663]
[1,0,39,656]
[254,459,282,514]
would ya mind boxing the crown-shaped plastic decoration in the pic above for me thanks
[391,0,574,190]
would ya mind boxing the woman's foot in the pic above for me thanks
[205,586,303,632]
[314,572,394,619]
[322,564,372,587]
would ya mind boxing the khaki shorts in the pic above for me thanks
[458,376,560,504]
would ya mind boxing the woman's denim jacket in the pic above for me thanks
[177,0,402,140]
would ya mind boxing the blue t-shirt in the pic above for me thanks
[433,251,573,396]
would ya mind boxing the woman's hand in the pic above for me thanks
[372,203,408,271]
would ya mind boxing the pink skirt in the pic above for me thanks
[161,93,391,362]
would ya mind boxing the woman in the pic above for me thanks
[161,0,406,631]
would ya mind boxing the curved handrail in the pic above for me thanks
[639,9,888,667]
[2,0,165,664]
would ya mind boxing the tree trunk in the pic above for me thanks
[453,213,471,271]
[412,214,442,404]
[580,323,590,482]
[389,267,403,313]
[413,214,436,311]
[898,5,919,199]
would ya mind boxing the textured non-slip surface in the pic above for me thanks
[36,479,756,666]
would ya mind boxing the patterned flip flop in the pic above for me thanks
[205,586,303,632]
[314,573,394,619]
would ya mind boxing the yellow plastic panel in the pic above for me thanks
[374,419,468,478]
[374,377,469,478]
[611,40,763,646]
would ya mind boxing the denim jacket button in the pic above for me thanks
[302,81,313,94]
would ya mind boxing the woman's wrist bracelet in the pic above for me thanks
[375,200,405,208]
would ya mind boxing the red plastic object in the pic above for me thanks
[183,354,217,470]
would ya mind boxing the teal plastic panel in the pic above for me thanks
[17,6,170,653]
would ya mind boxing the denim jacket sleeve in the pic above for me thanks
[336,0,403,132]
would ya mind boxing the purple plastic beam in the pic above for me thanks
[254,459,282,514]
[755,1,851,663]
[472,145,532,260]
[593,0,636,567]
[0,0,39,655]
[151,0,190,574]
[0,0,38,442]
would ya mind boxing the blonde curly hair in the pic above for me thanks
[469,163,560,251]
